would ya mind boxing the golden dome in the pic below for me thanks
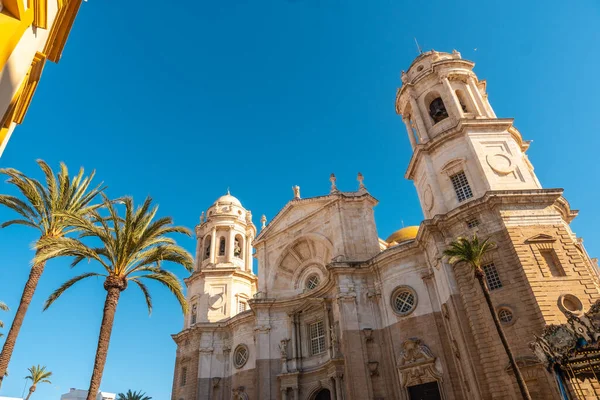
[385,226,419,244]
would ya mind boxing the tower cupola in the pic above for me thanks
[396,50,541,219]
[195,191,256,273]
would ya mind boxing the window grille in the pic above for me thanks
[498,308,513,324]
[309,320,326,356]
[393,290,416,315]
[450,171,473,202]
[466,218,480,229]
[306,274,320,290]
[238,301,247,313]
[180,367,187,386]
[483,262,502,290]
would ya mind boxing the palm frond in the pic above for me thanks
[44,272,104,310]
[135,269,188,314]
[129,278,153,315]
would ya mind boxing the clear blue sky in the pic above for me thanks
[1,0,599,398]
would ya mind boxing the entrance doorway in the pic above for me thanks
[407,382,442,400]
[313,388,332,400]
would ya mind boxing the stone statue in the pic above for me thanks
[279,339,288,358]
[401,70,408,84]
[357,172,365,190]
[292,185,301,199]
[330,173,338,193]
[279,339,289,373]
[200,211,205,224]
[234,239,241,258]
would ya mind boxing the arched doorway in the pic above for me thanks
[313,388,331,400]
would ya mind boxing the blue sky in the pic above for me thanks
[1,0,600,398]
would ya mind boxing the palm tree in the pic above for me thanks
[37,195,194,400]
[0,161,103,385]
[443,235,532,400]
[0,301,8,338]
[24,365,52,400]
[117,390,152,400]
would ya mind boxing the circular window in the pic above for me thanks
[306,274,320,290]
[559,294,584,315]
[233,344,249,369]
[391,286,417,316]
[498,308,513,324]
[417,65,424,72]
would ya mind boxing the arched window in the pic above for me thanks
[191,304,197,324]
[234,235,244,259]
[429,97,448,123]
[203,236,211,260]
[218,237,226,256]
[455,89,471,113]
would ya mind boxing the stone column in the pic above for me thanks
[441,76,463,119]
[334,375,344,400]
[289,313,298,371]
[210,227,217,264]
[467,75,490,117]
[198,347,214,398]
[245,234,252,272]
[402,117,417,149]
[227,227,235,263]
[292,386,299,400]
[255,324,272,399]
[323,303,332,357]
[409,96,429,141]
[281,388,288,400]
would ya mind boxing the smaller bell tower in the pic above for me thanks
[395,50,542,219]
[184,192,257,325]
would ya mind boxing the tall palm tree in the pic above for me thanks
[0,301,8,338]
[24,365,52,400]
[37,195,193,400]
[444,235,532,400]
[117,390,152,400]
[0,160,103,385]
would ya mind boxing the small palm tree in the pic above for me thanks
[24,365,52,400]
[444,235,532,400]
[0,160,103,385]
[37,195,193,400]
[117,390,152,400]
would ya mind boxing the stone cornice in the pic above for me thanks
[404,118,518,180]
[184,267,257,286]
[417,189,575,240]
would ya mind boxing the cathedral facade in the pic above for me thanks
[171,50,600,400]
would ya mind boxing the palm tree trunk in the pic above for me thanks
[25,385,35,400]
[0,262,46,387]
[476,273,532,400]
[86,286,121,400]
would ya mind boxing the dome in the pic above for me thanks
[386,226,419,244]
[215,193,242,207]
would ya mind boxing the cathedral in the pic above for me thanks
[170,50,600,400]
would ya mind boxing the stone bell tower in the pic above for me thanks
[184,192,257,325]
[395,50,542,219]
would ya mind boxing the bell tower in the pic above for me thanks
[184,192,257,325]
[395,50,541,219]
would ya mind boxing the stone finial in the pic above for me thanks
[292,185,300,199]
[260,215,267,229]
[401,70,408,84]
[245,210,252,224]
[330,173,338,193]
[357,172,365,190]
[200,211,205,224]
[452,49,461,58]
